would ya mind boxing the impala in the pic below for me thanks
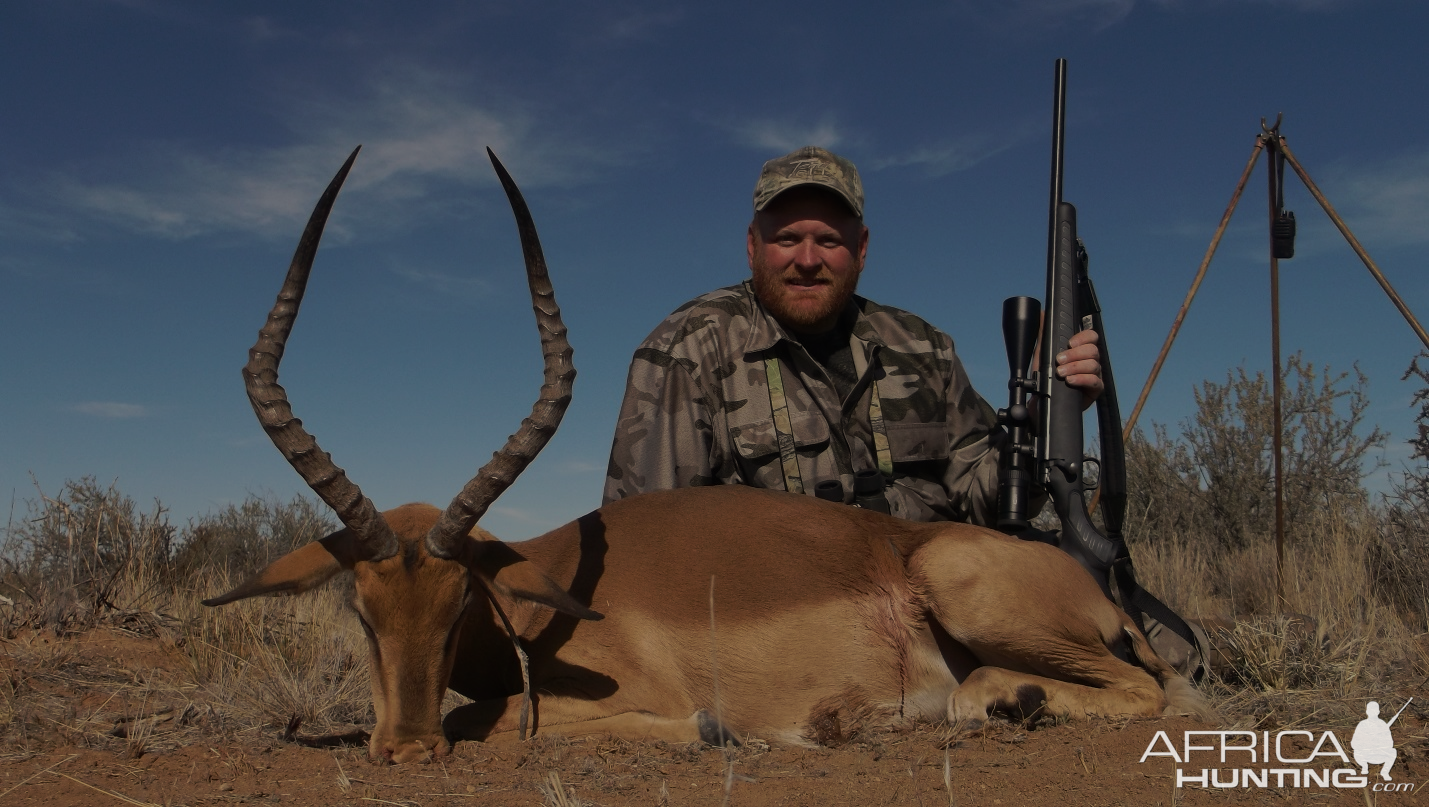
[206,148,1209,763]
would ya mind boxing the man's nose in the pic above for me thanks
[792,240,822,270]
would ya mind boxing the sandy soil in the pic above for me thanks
[3,630,1423,807]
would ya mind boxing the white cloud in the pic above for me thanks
[600,9,684,42]
[70,402,149,419]
[949,0,1351,32]
[871,130,1023,177]
[719,116,1026,181]
[0,205,82,245]
[1150,0,1351,8]
[240,15,295,43]
[38,67,614,242]
[61,182,199,238]
[1331,150,1429,247]
[392,265,495,298]
[946,0,1136,32]
[555,459,603,474]
[727,119,846,154]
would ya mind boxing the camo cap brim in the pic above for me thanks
[752,146,864,218]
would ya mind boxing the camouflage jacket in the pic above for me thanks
[603,280,1015,525]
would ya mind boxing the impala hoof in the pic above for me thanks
[697,710,741,747]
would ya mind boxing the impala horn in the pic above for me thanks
[424,149,575,559]
[244,146,400,561]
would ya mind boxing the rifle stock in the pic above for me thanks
[1041,202,1117,593]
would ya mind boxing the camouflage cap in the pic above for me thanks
[752,146,864,218]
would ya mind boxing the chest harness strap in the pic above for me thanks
[763,355,894,495]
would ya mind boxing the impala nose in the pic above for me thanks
[372,734,452,764]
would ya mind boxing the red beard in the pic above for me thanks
[750,253,860,334]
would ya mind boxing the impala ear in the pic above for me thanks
[202,531,364,607]
[469,540,603,621]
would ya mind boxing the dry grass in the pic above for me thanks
[0,483,372,755]
[538,769,588,807]
[1118,356,1429,731]
[1128,495,1425,731]
[180,567,371,737]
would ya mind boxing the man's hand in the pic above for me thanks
[1056,329,1102,410]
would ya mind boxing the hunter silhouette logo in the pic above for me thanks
[1140,698,1416,792]
[1353,699,1409,781]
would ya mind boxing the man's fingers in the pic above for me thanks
[1056,332,1100,367]
[1062,372,1105,411]
[1062,373,1104,391]
[1067,328,1100,349]
[1055,358,1101,380]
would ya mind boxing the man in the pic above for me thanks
[602,145,1101,523]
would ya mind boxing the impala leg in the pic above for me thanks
[444,696,736,745]
[913,531,1178,730]
[485,710,738,745]
[949,665,1165,728]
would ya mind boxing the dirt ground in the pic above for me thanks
[3,629,1424,807]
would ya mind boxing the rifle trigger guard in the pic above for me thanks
[1081,456,1101,491]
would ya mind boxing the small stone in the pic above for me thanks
[218,783,234,792]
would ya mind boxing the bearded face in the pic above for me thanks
[747,187,868,335]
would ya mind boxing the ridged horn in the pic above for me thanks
[424,148,575,559]
[243,146,399,561]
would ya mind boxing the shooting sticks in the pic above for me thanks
[1109,117,1429,606]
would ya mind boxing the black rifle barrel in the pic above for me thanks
[1036,60,1075,474]
[1047,60,1067,231]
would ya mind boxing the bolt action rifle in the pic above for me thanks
[996,60,1202,667]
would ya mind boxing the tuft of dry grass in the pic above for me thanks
[179,566,371,737]
[1,478,177,638]
[1120,356,1429,730]
[0,485,370,753]
[538,769,588,807]
[1130,496,1423,730]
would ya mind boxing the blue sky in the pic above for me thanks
[4,0,1428,540]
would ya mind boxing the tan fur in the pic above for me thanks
[210,487,1202,762]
